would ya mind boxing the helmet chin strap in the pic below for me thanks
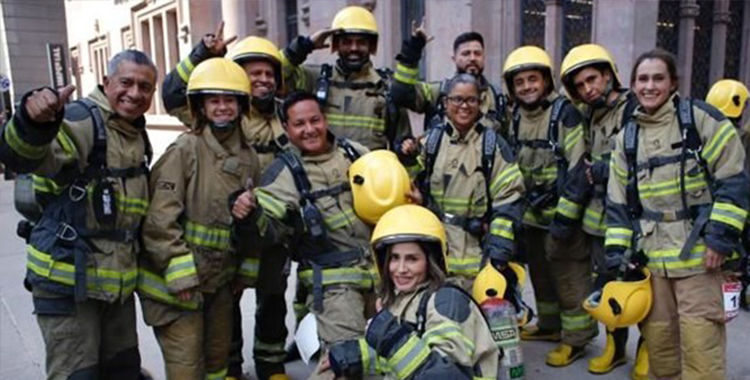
[591,76,615,109]
[208,118,239,131]
[251,92,276,114]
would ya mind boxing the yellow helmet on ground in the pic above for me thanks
[583,268,653,329]
[371,205,447,279]
[331,6,378,54]
[706,79,749,119]
[349,150,409,225]
[503,46,554,99]
[229,36,284,90]
[472,262,526,305]
[187,58,251,118]
[560,44,622,102]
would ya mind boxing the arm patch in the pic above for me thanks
[560,102,584,129]
[63,102,91,122]
[434,286,472,323]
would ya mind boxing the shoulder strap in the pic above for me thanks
[481,126,497,218]
[76,99,107,171]
[548,97,569,193]
[316,64,333,106]
[511,105,521,152]
[415,287,435,336]
[487,83,507,125]
[623,120,641,219]
[620,92,639,127]
[424,122,446,181]
[279,151,313,202]
[336,138,361,162]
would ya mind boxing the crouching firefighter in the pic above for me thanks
[604,49,749,380]
[0,50,157,380]
[323,205,501,380]
[230,92,376,380]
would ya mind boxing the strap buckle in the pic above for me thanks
[68,183,87,202]
[55,222,78,242]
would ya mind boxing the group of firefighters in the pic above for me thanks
[1,4,748,380]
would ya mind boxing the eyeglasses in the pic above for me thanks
[446,95,480,107]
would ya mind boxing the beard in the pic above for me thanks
[251,91,276,114]
[339,53,369,73]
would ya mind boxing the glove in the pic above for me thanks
[593,270,616,291]
[365,310,415,358]
[396,33,427,66]
[590,161,609,185]
[328,340,363,379]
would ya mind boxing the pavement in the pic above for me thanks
[2,175,750,379]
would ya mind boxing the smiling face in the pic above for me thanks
[453,40,485,76]
[242,60,277,98]
[387,242,428,293]
[202,94,239,125]
[103,60,156,121]
[336,34,373,68]
[633,58,676,114]
[284,99,330,155]
[444,82,480,133]
[572,66,611,105]
[512,69,547,106]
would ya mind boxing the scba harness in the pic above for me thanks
[278,138,364,311]
[26,99,152,301]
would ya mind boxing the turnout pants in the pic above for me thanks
[523,226,562,332]
[34,289,141,380]
[643,271,726,380]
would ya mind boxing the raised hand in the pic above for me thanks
[310,28,335,50]
[202,21,238,56]
[25,84,76,124]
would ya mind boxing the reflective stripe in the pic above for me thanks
[137,269,200,309]
[176,57,195,83]
[563,124,584,152]
[702,122,736,165]
[537,301,560,316]
[710,202,747,231]
[522,207,556,225]
[254,339,287,363]
[490,163,522,197]
[431,189,483,215]
[638,175,707,199]
[298,267,374,288]
[612,162,628,185]
[257,190,287,219]
[4,119,47,159]
[184,221,231,250]
[205,367,227,380]
[557,197,583,220]
[583,207,605,233]
[27,245,138,296]
[419,82,434,103]
[164,253,198,284]
[520,165,559,182]
[56,128,78,158]
[238,258,259,280]
[561,311,595,331]
[605,227,633,248]
[359,338,383,375]
[490,218,514,240]
[394,63,419,85]
[115,194,148,216]
[647,244,705,270]
[422,321,475,356]
[387,335,430,380]
[447,256,482,277]
[324,208,356,230]
[327,113,385,132]
[33,175,64,195]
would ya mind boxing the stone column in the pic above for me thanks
[221,0,249,43]
[740,1,750,85]
[545,0,564,77]
[472,0,520,87]
[709,0,730,85]
[677,0,699,96]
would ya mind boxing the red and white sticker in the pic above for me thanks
[723,281,742,323]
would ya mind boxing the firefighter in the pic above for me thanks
[280,5,412,151]
[400,73,524,290]
[160,23,292,380]
[139,58,260,380]
[503,46,597,366]
[320,204,500,380]
[605,49,748,380]
[0,50,156,380]
[560,44,648,378]
[391,19,508,136]
[230,92,375,380]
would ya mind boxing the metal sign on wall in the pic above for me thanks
[47,43,68,90]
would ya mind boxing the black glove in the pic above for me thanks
[593,270,617,291]
[365,310,415,358]
[328,340,364,379]
[396,33,427,66]
[590,161,609,185]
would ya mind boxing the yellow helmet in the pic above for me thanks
[229,36,284,90]
[503,46,554,99]
[331,6,378,54]
[370,205,447,280]
[583,268,653,329]
[472,262,526,305]
[706,79,749,119]
[187,58,251,118]
[560,44,622,101]
[349,150,409,225]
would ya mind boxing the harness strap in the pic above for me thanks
[307,248,366,312]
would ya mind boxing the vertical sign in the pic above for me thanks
[46,43,69,90]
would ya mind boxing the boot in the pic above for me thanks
[630,337,649,380]
[588,328,628,374]
[546,344,586,367]
[520,324,562,342]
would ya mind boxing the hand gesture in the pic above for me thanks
[203,21,237,56]
[406,183,423,205]
[400,137,419,157]
[25,84,76,124]
[232,189,257,220]
[310,28,335,50]
[411,17,434,44]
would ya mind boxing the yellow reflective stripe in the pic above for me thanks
[115,194,148,216]
[447,256,482,277]
[563,124,584,152]
[490,218,514,240]
[419,82,434,103]
[647,244,705,270]
[702,122,736,165]
[137,269,200,309]
[205,367,227,380]
[710,202,747,231]
[175,57,195,83]
[521,166,558,182]
[184,221,231,250]
[561,311,594,331]
[33,175,64,194]
[490,163,522,197]
[164,253,197,283]
[238,258,259,279]
[359,338,380,375]
[56,128,78,159]
[387,335,430,380]
[583,207,605,232]
[422,321,475,356]
[557,197,583,220]
[256,189,287,219]
[611,162,628,185]
[326,113,385,131]
[324,208,356,230]
[537,301,560,315]
[298,267,374,288]
[523,208,556,225]
[4,119,47,159]
[605,227,633,247]
[394,63,419,85]
[638,175,707,199]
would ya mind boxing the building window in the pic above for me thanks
[400,0,425,77]
[285,0,298,44]
[70,46,83,100]
[691,0,713,98]
[122,26,135,50]
[88,35,110,85]
[725,0,745,79]
[134,2,179,115]
[562,0,592,55]
[656,0,680,54]
[521,0,546,47]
